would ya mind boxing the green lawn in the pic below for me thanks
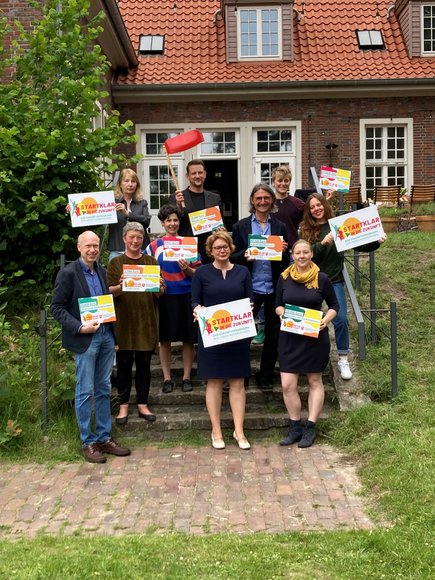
[0,232,434,579]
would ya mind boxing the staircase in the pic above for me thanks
[112,342,338,439]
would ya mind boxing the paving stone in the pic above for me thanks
[0,443,374,537]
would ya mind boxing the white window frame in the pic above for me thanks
[253,126,298,196]
[237,7,282,60]
[421,4,435,55]
[143,158,184,212]
[199,130,239,157]
[359,118,413,200]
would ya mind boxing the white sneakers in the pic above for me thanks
[338,359,353,380]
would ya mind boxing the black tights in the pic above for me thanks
[116,350,152,405]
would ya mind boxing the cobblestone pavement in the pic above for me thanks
[0,443,373,538]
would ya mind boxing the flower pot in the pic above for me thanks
[416,216,435,232]
[380,216,398,232]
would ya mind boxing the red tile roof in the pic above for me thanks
[115,0,435,87]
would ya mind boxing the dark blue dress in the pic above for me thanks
[191,263,253,379]
[275,272,339,373]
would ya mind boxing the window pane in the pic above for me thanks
[256,129,293,153]
[148,164,176,209]
[364,124,408,189]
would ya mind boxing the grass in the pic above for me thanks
[0,232,434,578]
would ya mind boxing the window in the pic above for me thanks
[145,132,180,156]
[200,132,237,155]
[142,132,184,211]
[253,128,297,194]
[356,30,385,50]
[238,8,281,59]
[148,164,179,210]
[422,5,435,54]
[256,129,292,153]
[362,123,410,197]
[139,35,164,55]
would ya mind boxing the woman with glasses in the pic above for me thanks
[192,231,253,450]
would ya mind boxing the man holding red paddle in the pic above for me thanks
[164,130,225,262]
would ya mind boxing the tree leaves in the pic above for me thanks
[0,0,139,306]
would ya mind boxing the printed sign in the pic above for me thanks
[197,298,256,348]
[247,235,283,261]
[189,206,224,236]
[68,191,117,227]
[319,166,352,193]
[78,294,116,324]
[122,264,160,292]
[280,304,322,338]
[162,236,198,262]
[328,205,385,252]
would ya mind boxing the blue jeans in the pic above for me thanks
[75,326,115,447]
[332,282,350,355]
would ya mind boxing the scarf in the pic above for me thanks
[281,261,320,289]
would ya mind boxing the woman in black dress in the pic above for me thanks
[192,231,253,450]
[275,239,339,448]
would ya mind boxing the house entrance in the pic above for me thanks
[203,159,239,232]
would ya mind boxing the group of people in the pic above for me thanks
[52,161,386,462]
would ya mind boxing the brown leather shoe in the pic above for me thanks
[82,443,107,463]
[98,438,131,456]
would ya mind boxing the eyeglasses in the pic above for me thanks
[253,196,272,202]
[212,245,229,252]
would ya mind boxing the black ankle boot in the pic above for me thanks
[279,420,303,446]
[298,421,316,448]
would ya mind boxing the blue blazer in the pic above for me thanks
[51,259,115,354]
[231,215,290,289]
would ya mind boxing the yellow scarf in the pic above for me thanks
[281,261,320,289]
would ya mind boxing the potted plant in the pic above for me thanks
[413,201,435,231]
[377,200,435,232]
[376,205,409,232]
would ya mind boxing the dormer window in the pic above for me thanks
[224,2,292,63]
[422,5,435,54]
[238,7,281,59]
[139,35,164,55]
[356,30,385,50]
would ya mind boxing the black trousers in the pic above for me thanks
[252,292,280,382]
[116,350,152,405]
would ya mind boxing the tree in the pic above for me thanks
[0,0,140,305]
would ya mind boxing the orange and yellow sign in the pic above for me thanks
[122,264,160,292]
[68,191,117,227]
[328,205,385,252]
[248,235,284,261]
[78,294,116,324]
[162,236,198,261]
[197,298,256,348]
[189,206,224,236]
[280,304,322,338]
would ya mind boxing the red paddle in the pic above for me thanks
[163,131,205,207]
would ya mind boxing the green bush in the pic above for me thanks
[0,0,141,307]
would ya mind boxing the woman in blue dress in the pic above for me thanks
[192,231,253,450]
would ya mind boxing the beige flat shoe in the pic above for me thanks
[233,431,251,450]
[211,433,225,449]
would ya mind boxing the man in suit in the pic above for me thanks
[169,159,223,262]
[51,230,130,463]
[231,183,290,389]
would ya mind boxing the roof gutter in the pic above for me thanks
[112,78,435,103]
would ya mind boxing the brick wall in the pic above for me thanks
[116,96,435,185]
[1,0,43,78]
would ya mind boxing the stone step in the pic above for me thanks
[148,383,335,408]
[111,343,338,438]
[113,405,334,438]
